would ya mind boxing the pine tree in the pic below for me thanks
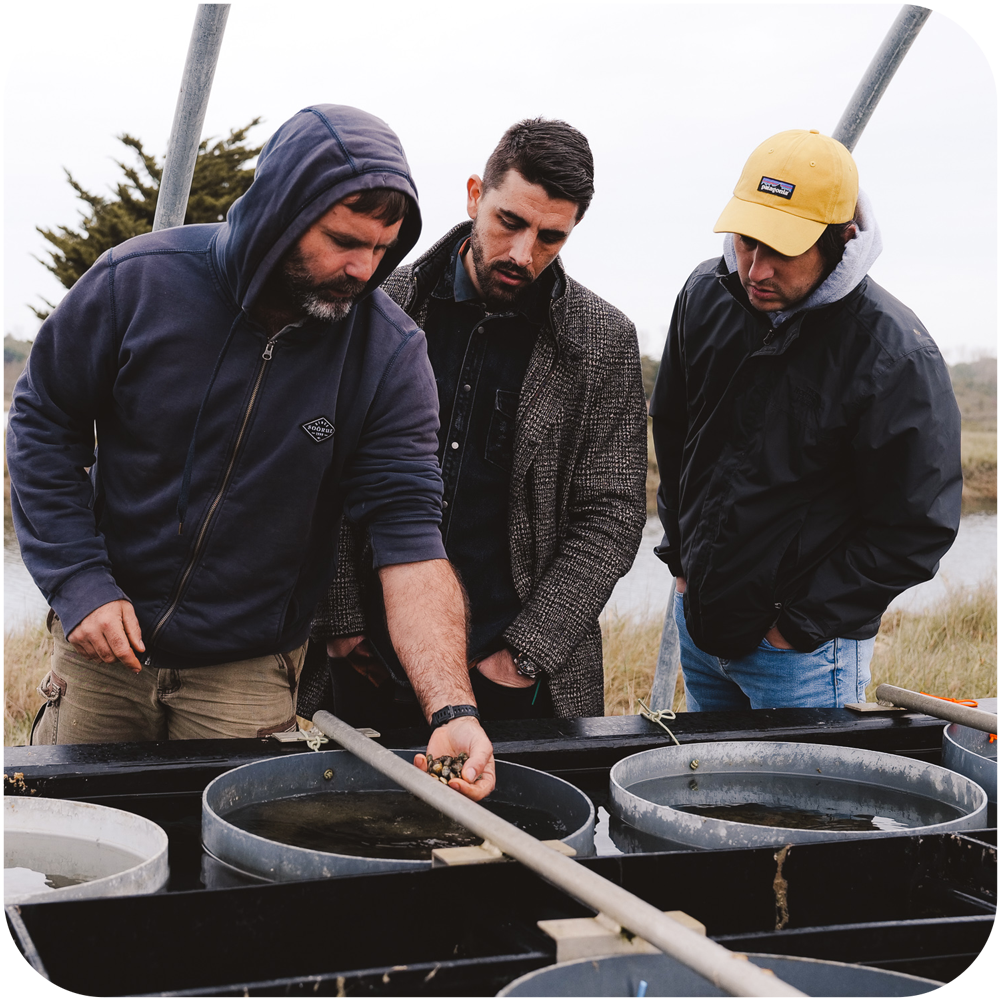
[32,120,263,319]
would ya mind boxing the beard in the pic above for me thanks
[468,224,535,310]
[280,245,368,322]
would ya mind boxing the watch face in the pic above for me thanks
[515,657,541,679]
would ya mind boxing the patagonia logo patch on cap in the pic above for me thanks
[758,176,795,200]
[301,416,335,443]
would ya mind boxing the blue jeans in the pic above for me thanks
[674,593,874,711]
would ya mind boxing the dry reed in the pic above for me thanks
[601,579,997,718]
[4,620,50,746]
[602,608,686,715]
[869,581,997,701]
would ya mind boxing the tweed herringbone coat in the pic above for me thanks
[313,222,648,717]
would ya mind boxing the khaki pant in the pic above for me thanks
[31,618,306,744]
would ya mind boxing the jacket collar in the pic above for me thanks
[408,221,572,340]
[718,256,869,353]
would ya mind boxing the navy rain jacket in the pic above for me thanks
[8,104,446,668]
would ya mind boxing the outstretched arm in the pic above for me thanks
[379,559,495,801]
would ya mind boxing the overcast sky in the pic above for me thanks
[2,1,997,369]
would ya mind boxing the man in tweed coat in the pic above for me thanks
[312,119,647,722]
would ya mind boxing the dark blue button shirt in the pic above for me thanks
[423,239,554,658]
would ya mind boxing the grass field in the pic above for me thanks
[602,580,997,718]
[961,428,998,513]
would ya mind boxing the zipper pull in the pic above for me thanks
[262,338,277,360]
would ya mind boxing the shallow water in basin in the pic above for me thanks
[627,771,966,831]
[4,832,145,900]
[224,789,567,860]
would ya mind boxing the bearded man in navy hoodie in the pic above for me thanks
[7,105,494,797]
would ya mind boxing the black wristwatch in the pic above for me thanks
[429,704,480,731]
[512,648,543,680]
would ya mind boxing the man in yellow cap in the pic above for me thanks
[649,129,962,710]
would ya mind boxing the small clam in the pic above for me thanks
[425,751,471,785]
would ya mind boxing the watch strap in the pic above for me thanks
[429,704,480,730]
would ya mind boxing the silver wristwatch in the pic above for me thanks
[512,648,542,680]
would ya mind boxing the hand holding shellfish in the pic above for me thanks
[415,717,496,800]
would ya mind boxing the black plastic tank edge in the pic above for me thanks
[6,833,995,995]
[5,710,995,996]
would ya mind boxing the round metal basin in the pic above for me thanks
[610,741,987,850]
[4,796,169,905]
[497,952,941,996]
[942,697,996,813]
[203,749,595,881]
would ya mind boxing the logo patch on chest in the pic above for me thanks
[301,416,335,443]
[758,176,795,199]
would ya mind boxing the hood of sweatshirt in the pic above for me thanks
[215,104,421,312]
[722,188,883,327]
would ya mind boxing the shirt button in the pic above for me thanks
[442,500,449,509]
[476,327,484,334]
[462,384,471,392]
[451,441,460,450]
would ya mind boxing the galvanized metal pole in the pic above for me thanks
[648,586,679,711]
[312,711,806,997]
[876,684,999,734]
[833,5,931,152]
[152,4,231,231]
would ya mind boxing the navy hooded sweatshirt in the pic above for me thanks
[7,104,446,669]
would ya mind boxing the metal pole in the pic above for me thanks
[875,684,999,734]
[649,586,680,711]
[153,4,231,231]
[833,5,931,152]
[312,711,806,997]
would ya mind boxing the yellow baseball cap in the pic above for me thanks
[714,130,858,256]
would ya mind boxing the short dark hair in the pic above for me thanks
[342,187,410,225]
[815,217,856,277]
[483,118,595,221]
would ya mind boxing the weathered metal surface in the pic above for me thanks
[202,749,595,881]
[942,698,997,812]
[876,685,998,734]
[152,4,230,231]
[833,5,932,151]
[4,796,168,904]
[610,741,987,849]
[498,951,940,996]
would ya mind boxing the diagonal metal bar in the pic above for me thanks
[153,4,231,231]
[312,710,806,998]
[833,5,932,151]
